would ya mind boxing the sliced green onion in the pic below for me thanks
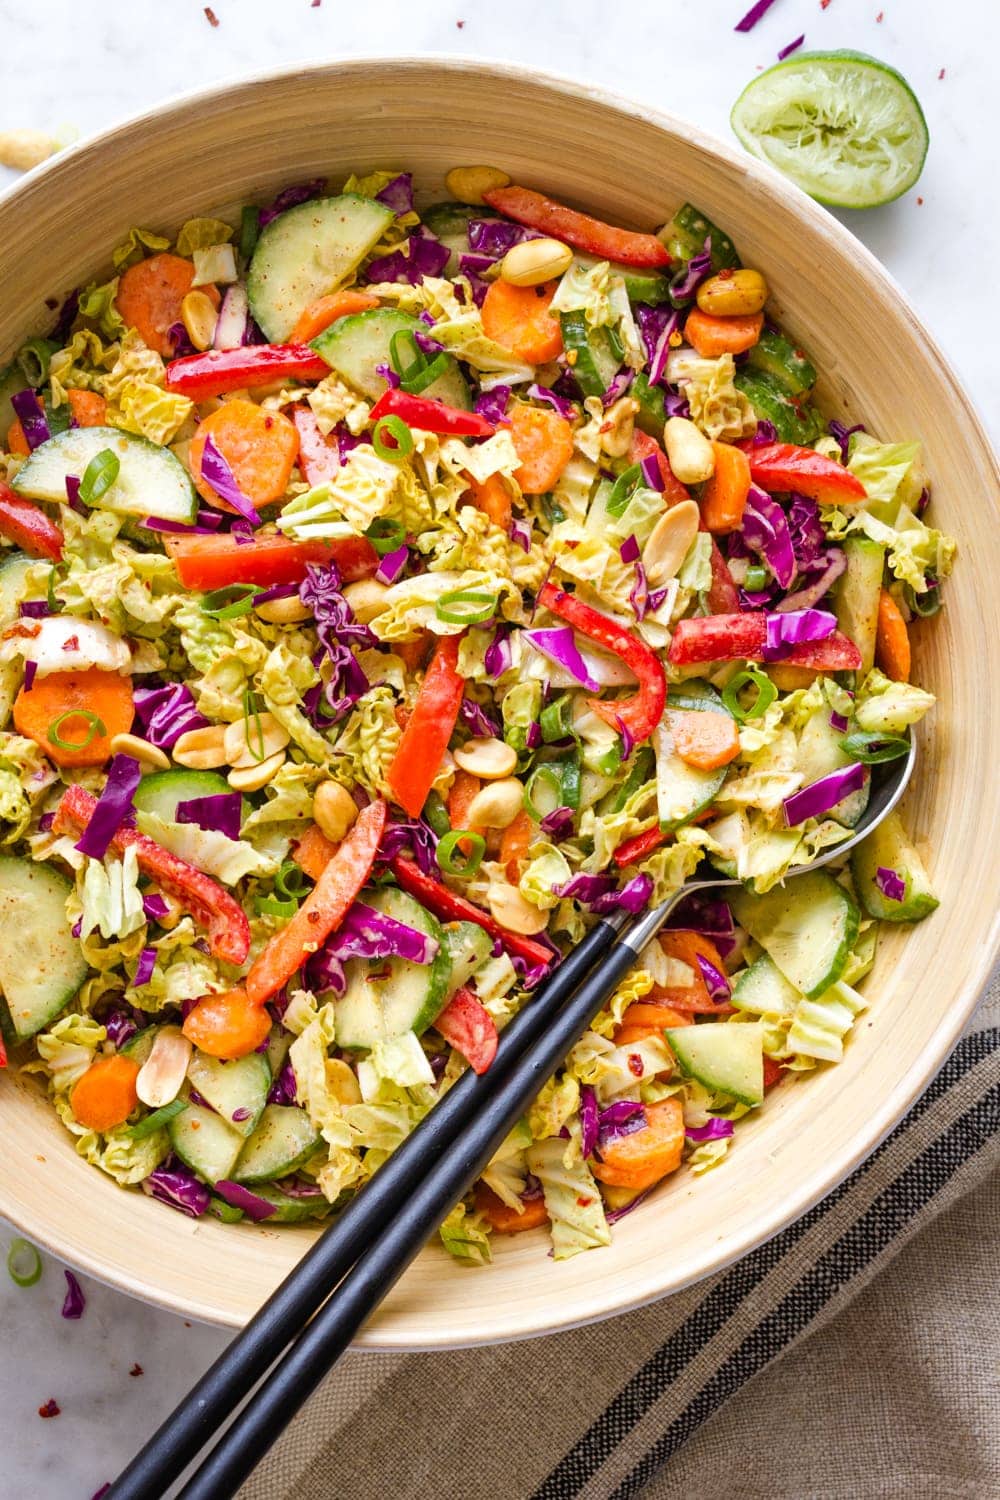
[903,580,942,619]
[389,329,425,384]
[402,353,451,395]
[744,564,768,592]
[364,517,406,557]
[275,860,310,900]
[523,763,565,822]
[540,693,577,744]
[201,583,258,620]
[7,1237,42,1288]
[423,790,451,838]
[256,893,300,919]
[605,324,626,363]
[559,754,582,810]
[722,668,777,723]
[437,829,485,878]
[48,709,106,750]
[607,463,642,519]
[78,447,121,507]
[46,566,60,612]
[239,205,260,263]
[435,588,498,625]
[372,415,414,463]
[16,338,59,388]
[839,731,911,764]
[242,689,268,763]
[609,745,655,813]
[126,1099,187,1139]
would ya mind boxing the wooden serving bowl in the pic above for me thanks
[1,58,997,1345]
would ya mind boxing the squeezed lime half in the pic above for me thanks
[731,50,929,208]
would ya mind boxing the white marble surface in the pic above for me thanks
[0,2,996,1496]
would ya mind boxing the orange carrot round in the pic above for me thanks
[393,633,432,674]
[652,930,736,1013]
[289,290,379,343]
[474,1182,549,1235]
[182,989,272,1060]
[115,253,218,358]
[699,442,751,533]
[507,403,574,495]
[190,399,300,510]
[590,1097,685,1190]
[481,279,563,364]
[13,668,134,768]
[5,420,29,457]
[685,307,764,358]
[875,588,911,682]
[67,389,109,427]
[666,707,741,772]
[462,470,513,530]
[70,1054,140,1132]
[612,1001,693,1047]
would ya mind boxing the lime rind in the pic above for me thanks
[731,50,929,209]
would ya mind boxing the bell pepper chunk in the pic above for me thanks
[390,856,554,972]
[704,537,741,614]
[629,430,690,506]
[0,483,63,561]
[53,784,250,965]
[537,580,666,746]
[368,387,496,438]
[290,405,342,486]
[613,826,667,868]
[668,612,861,670]
[433,985,498,1075]
[385,634,466,818]
[482,185,671,269]
[748,443,867,506]
[163,343,331,400]
[164,531,377,591]
[245,799,388,1004]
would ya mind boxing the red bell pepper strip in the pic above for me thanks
[245,798,388,1004]
[537,580,667,746]
[763,1055,786,1091]
[0,1034,7,1068]
[613,826,666,868]
[0,483,63,561]
[704,538,740,614]
[390,856,554,971]
[290,406,341,486]
[481,185,671,269]
[433,985,498,1075]
[385,634,466,818]
[747,443,867,506]
[163,343,330,400]
[629,430,689,506]
[668,613,861,670]
[53,784,251,965]
[368,387,496,439]
[163,531,377,591]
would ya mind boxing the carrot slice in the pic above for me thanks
[875,588,911,682]
[115,253,219,358]
[448,769,482,831]
[590,1097,685,1191]
[481,279,563,365]
[67,389,109,427]
[462,471,513,530]
[499,808,534,884]
[699,442,751,533]
[289,290,379,343]
[190,399,300,510]
[292,823,339,881]
[475,1183,549,1235]
[182,989,272,1060]
[393,633,432,674]
[612,1001,692,1047]
[666,707,741,771]
[684,308,763,358]
[13,668,134,768]
[653,929,735,1014]
[70,1054,140,1132]
[508,403,574,495]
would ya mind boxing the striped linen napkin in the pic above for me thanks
[241,974,1000,1500]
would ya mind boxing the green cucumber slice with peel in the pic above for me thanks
[169,1101,243,1185]
[733,369,823,446]
[834,536,885,678]
[311,307,470,408]
[13,426,197,524]
[850,810,939,922]
[441,921,493,998]
[242,1183,334,1223]
[185,1050,271,1139]
[232,1104,323,1183]
[558,311,620,398]
[666,1021,764,1105]
[334,886,452,1050]
[731,51,929,208]
[247,193,395,343]
[746,328,816,397]
[732,953,800,1017]
[0,858,87,1040]
[730,869,860,998]
[0,553,32,630]
[132,769,237,827]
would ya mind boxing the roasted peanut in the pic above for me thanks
[444,164,511,206]
[172,724,228,770]
[454,737,518,780]
[465,778,524,829]
[663,417,715,485]
[642,500,701,586]
[696,268,768,317]
[500,237,574,287]
[109,733,170,771]
[180,289,219,352]
[223,712,289,768]
[600,396,640,459]
[312,780,359,844]
[488,882,549,935]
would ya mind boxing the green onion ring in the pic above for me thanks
[721,668,777,723]
[435,589,498,625]
[48,709,106,750]
[372,415,414,463]
[364,517,407,556]
[201,583,259,620]
[437,829,485,878]
[7,1238,42,1288]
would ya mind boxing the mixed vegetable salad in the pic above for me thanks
[0,167,951,1260]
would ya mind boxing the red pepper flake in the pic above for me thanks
[576,1195,593,1208]
[627,1053,644,1077]
[938,67,946,79]
[916,196,924,205]
[820,0,832,7]
[204,5,219,24]
[129,1363,144,1377]
[38,1399,61,1419]
[63,634,79,652]
[456,18,465,26]
[311,0,321,6]
[875,9,883,19]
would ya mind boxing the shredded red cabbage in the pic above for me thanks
[258,178,326,228]
[143,1162,211,1218]
[376,818,440,877]
[176,791,243,842]
[64,474,85,513]
[102,1003,141,1049]
[142,893,169,923]
[828,419,865,463]
[74,754,141,859]
[141,508,225,535]
[540,806,575,839]
[366,229,450,285]
[200,436,262,526]
[133,947,157,988]
[23,660,37,692]
[604,1187,653,1224]
[214,1180,277,1221]
[734,0,780,30]
[783,761,866,826]
[375,544,409,585]
[695,952,731,1003]
[330,901,439,964]
[764,607,837,659]
[460,695,501,739]
[299,561,374,719]
[11,389,50,450]
[777,32,805,58]
[579,1084,600,1159]
[267,1061,298,1106]
[668,239,712,305]
[19,600,48,618]
[775,549,846,612]
[51,288,79,345]
[602,369,634,407]
[875,865,906,902]
[751,419,779,445]
[484,628,513,679]
[685,1118,735,1142]
[635,305,682,386]
[466,217,540,258]
[741,486,796,589]
[638,452,665,492]
[133,682,208,749]
[555,871,652,915]
[598,1100,647,1146]
[376,172,414,215]
[61,1269,86,1320]
[474,385,511,424]
[525,382,579,421]
[830,711,850,733]
[523,626,603,692]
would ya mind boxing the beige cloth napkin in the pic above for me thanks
[241,976,1000,1500]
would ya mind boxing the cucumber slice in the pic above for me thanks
[558,311,620,398]
[834,536,885,677]
[797,710,870,828]
[441,921,493,998]
[186,1050,271,1139]
[731,51,929,209]
[207,1197,245,1225]
[169,1101,244,1184]
[667,681,727,714]
[121,1026,161,1068]
[730,869,860,998]
[0,858,87,1040]
[746,328,816,397]
[334,886,452,1050]
[420,202,478,275]
[666,1021,764,1106]
[13,426,197,524]
[666,204,741,273]
[732,953,800,1017]
[266,1026,292,1080]
[654,714,728,831]
[0,362,28,437]
[0,553,33,629]
[245,1183,334,1223]
[574,254,673,306]
[247,194,395,343]
[133,769,236,826]
[232,1105,323,1183]
[850,809,939,922]
[311,307,470,408]
[733,369,823,446]
[631,373,666,438]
